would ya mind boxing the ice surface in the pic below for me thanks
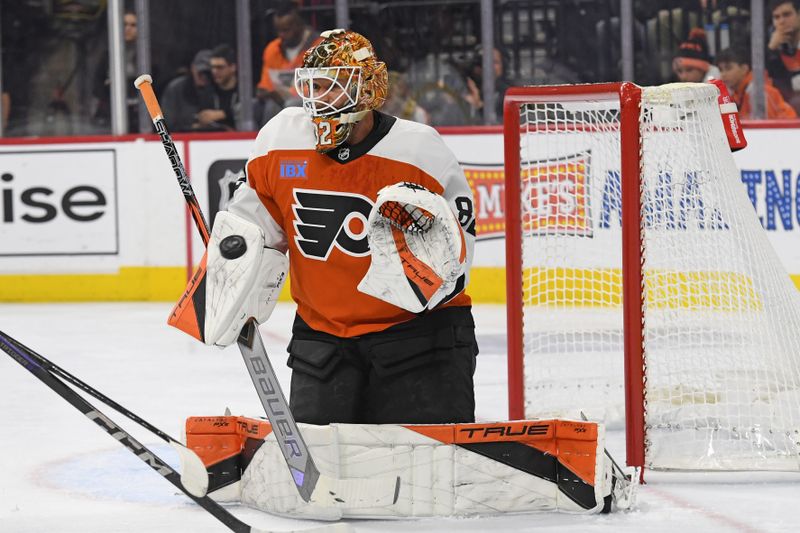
[0,302,797,532]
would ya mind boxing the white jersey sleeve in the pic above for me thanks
[224,113,294,254]
[226,181,288,253]
[437,146,476,299]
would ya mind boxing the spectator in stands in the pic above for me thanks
[195,44,239,131]
[256,1,319,109]
[672,28,720,83]
[464,45,511,123]
[766,0,800,113]
[93,9,139,132]
[716,46,797,119]
[381,71,430,124]
[408,64,475,127]
[160,50,216,132]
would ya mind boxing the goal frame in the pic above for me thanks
[503,82,647,468]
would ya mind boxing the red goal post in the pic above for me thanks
[503,82,800,473]
[504,82,646,468]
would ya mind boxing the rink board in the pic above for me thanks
[0,124,799,301]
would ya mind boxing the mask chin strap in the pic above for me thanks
[339,109,370,124]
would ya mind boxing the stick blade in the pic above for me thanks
[310,474,400,509]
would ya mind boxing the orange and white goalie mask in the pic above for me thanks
[294,29,388,152]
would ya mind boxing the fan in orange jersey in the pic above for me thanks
[206,29,478,425]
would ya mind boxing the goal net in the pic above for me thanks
[504,82,800,471]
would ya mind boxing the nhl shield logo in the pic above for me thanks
[207,159,247,227]
[337,147,350,161]
[217,168,242,212]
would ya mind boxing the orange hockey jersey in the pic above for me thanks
[227,107,475,338]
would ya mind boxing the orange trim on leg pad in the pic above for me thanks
[185,416,274,493]
[405,419,600,488]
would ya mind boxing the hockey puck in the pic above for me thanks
[219,235,247,259]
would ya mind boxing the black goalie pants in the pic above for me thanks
[286,306,478,425]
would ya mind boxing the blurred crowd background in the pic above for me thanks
[1,0,799,138]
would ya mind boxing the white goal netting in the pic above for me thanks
[512,83,800,470]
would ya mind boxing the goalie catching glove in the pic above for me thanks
[358,182,466,313]
[168,211,288,346]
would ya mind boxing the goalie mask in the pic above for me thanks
[295,29,388,152]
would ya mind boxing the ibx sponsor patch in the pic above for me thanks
[279,159,308,179]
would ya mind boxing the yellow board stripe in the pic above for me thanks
[0,267,189,302]
[0,266,798,305]
[521,267,777,311]
[646,270,761,311]
[523,268,623,307]
[465,267,508,303]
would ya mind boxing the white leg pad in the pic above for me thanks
[238,420,612,519]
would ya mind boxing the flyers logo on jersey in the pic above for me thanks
[292,189,373,260]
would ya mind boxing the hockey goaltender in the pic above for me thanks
[169,29,634,521]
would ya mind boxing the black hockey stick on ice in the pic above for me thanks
[134,75,400,508]
[0,330,350,533]
[1,331,209,497]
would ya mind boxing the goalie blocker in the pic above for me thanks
[186,415,634,519]
[168,211,288,346]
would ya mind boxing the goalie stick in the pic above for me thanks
[134,74,400,509]
[579,411,638,510]
[0,330,349,533]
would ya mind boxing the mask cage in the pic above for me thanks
[295,66,362,118]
